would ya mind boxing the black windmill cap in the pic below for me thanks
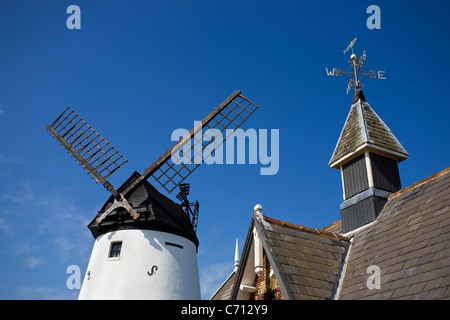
[88,171,199,247]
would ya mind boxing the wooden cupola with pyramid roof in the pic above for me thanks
[327,41,409,233]
[329,89,408,170]
[329,90,409,233]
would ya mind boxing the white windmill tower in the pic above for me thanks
[46,91,259,299]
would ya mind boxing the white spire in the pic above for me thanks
[234,238,239,271]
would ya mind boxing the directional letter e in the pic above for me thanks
[366,5,381,29]
[66,5,81,30]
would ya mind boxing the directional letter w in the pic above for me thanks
[326,68,335,76]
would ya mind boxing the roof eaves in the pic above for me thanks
[230,215,255,300]
[253,215,296,300]
[210,270,236,300]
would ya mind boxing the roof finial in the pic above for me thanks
[326,38,386,96]
[254,204,263,220]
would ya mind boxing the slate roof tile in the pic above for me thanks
[211,271,236,300]
[329,100,408,167]
[255,215,350,299]
[215,167,450,300]
[338,167,450,300]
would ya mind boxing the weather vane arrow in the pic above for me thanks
[326,38,386,95]
[343,37,357,55]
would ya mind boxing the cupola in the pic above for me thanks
[329,89,409,233]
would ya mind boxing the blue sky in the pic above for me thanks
[0,1,449,299]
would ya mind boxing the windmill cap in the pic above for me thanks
[88,172,199,247]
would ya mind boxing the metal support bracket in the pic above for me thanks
[96,193,139,223]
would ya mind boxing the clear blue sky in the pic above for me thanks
[0,0,449,299]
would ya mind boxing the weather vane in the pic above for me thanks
[326,38,386,95]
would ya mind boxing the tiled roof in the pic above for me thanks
[329,100,409,168]
[338,167,450,299]
[215,167,450,300]
[211,271,236,300]
[322,220,342,234]
[262,216,348,241]
[251,215,349,299]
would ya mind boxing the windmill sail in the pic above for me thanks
[122,90,259,195]
[47,91,259,224]
[46,107,128,198]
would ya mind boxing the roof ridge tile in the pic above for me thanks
[389,166,450,200]
[262,215,349,241]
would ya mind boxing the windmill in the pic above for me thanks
[46,90,259,299]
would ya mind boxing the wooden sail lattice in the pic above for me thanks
[121,91,259,195]
[46,107,127,197]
